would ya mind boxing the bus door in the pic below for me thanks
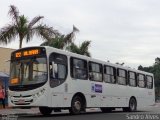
[49,53,67,107]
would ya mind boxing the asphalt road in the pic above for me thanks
[17,106,160,120]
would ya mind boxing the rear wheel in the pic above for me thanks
[39,107,52,116]
[123,98,137,112]
[69,96,84,114]
[129,98,137,112]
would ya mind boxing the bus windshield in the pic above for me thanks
[10,56,47,87]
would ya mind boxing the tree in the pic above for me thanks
[40,25,79,49]
[0,5,59,48]
[41,25,91,57]
[155,57,160,65]
[66,40,91,57]
[41,35,66,49]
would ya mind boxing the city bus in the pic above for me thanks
[8,46,155,115]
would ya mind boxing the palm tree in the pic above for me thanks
[41,35,66,49]
[40,25,91,57]
[66,40,91,57]
[40,25,79,49]
[0,5,59,48]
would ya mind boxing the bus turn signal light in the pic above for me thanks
[10,78,19,84]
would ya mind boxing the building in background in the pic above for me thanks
[0,47,15,74]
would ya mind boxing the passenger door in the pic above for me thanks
[49,53,68,107]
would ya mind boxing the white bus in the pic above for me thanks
[8,46,155,115]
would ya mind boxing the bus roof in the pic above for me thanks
[12,46,153,76]
[44,46,153,76]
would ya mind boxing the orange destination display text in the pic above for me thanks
[15,49,39,58]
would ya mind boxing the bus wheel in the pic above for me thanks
[39,107,52,116]
[69,96,83,114]
[129,98,137,112]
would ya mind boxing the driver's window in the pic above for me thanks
[49,53,67,88]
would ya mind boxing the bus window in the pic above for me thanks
[89,62,103,82]
[128,71,137,87]
[70,57,88,80]
[117,69,127,85]
[49,53,67,87]
[137,74,145,88]
[104,66,116,83]
[146,75,153,89]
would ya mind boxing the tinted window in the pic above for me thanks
[146,75,153,89]
[70,58,88,80]
[138,74,145,88]
[128,71,136,87]
[117,69,127,85]
[89,62,103,82]
[104,66,116,83]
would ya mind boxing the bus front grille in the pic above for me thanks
[11,95,33,105]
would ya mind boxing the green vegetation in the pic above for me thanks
[40,25,79,49]
[66,40,91,57]
[41,25,91,57]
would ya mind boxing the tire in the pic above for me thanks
[69,96,83,115]
[128,98,137,112]
[100,108,112,113]
[123,98,137,112]
[39,107,52,116]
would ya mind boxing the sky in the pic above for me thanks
[1,0,160,69]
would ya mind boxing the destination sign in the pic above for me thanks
[15,49,40,58]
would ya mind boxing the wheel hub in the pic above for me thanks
[130,101,135,111]
[74,101,81,110]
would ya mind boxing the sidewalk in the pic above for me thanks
[0,107,39,115]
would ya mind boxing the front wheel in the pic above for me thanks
[39,107,52,116]
[69,96,83,115]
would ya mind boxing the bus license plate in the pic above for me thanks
[17,99,25,104]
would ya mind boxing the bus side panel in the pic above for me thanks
[66,78,103,108]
